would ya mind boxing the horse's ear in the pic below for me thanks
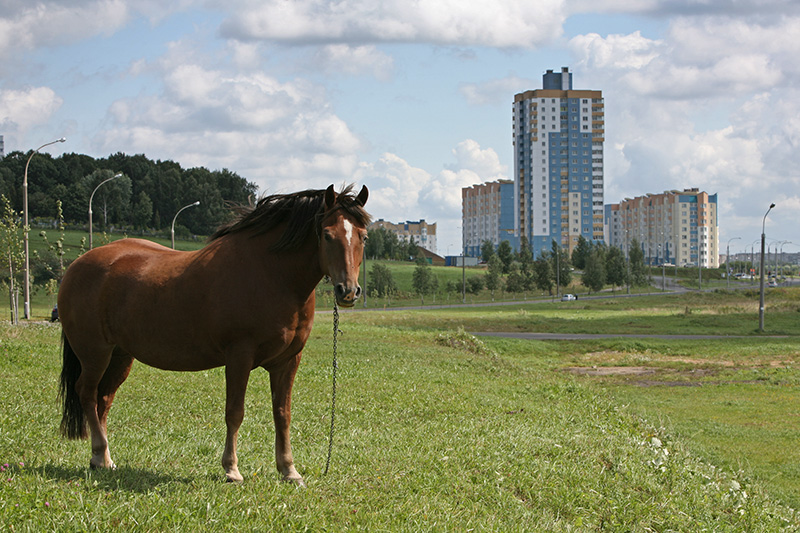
[356,185,369,207]
[324,184,337,210]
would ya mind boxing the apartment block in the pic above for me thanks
[606,188,719,268]
[461,179,517,257]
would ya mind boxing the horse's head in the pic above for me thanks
[320,184,370,307]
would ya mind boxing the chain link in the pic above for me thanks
[324,302,340,475]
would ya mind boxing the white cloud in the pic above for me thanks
[310,45,395,81]
[355,140,508,252]
[459,76,538,106]
[0,86,63,137]
[97,57,364,186]
[218,0,566,48]
[0,0,130,55]
[569,31,661,70]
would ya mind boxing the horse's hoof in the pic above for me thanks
[89,461,116,470]
[283,475,306,488]
[225,473,244,484]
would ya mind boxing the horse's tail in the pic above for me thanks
[59,333,87,440]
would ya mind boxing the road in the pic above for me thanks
[472,332,788,341]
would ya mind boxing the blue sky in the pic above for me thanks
[2,0,799,256]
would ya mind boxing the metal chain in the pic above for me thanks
[324,302,340,475]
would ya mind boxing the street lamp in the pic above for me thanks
[171,201,200,249]
[759,203,775,332]
[726,236,740,289]
[22,137,66,319]
[89,173,122,249]
[779,241,793,284]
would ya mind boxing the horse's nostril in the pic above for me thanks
[354,286,362,298]
[334,284,345,298]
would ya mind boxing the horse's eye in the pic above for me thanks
[323,231,334,242]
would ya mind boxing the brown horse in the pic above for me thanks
[58,184,370,486]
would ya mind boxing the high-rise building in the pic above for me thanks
[461,179,517,257]
[513,67,604,258]
[605,188,719,268]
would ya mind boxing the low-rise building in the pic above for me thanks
[370,219,437,254]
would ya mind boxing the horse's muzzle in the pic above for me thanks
[334,283,361,307]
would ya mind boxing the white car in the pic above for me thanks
[561,293,577,301]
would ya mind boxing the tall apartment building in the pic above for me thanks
[370,219,437,253]
[462,179,517,257]
[605,188,719,268]
[513,67,605,258]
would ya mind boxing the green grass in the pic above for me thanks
[345,287,800,336]
[2,290,800,530]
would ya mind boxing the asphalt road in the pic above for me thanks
[472,332,787,341]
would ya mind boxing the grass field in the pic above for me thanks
[2,289,799,530]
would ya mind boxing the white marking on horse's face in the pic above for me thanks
[342,219,353,247]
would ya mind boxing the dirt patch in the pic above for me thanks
[565,366,657,376]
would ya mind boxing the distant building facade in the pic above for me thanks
[512,67,605,258]
[462,179,517,257]
[605,188,719,268]
[370,219,437,253]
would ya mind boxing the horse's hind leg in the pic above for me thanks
[73,346,114,469]
[95,348,135,465]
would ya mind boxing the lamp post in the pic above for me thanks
[171,201,200,249]
[89,173,122,249]
[726,236,740,289]
[750,239,760,284]
[759,203,775,332]
[461,232,466,304]
[780,241,792,284]
[22,137,66,319]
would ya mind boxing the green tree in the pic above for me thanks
[629,238,648,286]
[132,191,154,230]
[466,275,484,295]
[605,246,627,290]
[497,240,514,274]
[82,170,132,230]
[365,228,386,259]
[0,195,24,324]
[484,255,503,300]
[571,235,592,270]
[582,248,606,293]
[35,199,68,285]
[533,251,554,295]
[367,263,397,297]
[480,240,495,263]
[406,240,419,261]
[550,240,572,290]
[412,258,435,304]
[505,262,526,294]
[517,236,534,291]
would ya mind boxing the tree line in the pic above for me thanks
[0,151,258,236]
[364,235,651,304]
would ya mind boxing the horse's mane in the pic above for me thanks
[209,184,371,251]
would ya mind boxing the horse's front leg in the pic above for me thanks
[269,353,304,487]
[222,360,251,483]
